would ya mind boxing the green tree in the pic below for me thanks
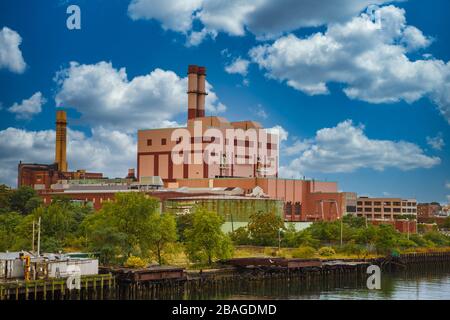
[0,184,13,214]
[374,224,399,254]
[230,226,251,245]
[423,231,450,246]
[81,212,128,265]
[443,217,450,229]
[99,192,160,257]
[248,210,284,246]
[81,193,161,264]
[9,186,42,215]
[145,213,177,265]
[0,211,23,251]
[184,208,233,265]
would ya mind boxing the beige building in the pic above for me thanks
[137,65,279,184]
[356,197,417,220]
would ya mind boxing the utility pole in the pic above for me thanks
[37,217,41,257]
[32,220,35,253]
[278,228,282,252]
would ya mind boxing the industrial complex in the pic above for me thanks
[16,65,436,233]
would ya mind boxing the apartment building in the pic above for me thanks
[356,197,417,220]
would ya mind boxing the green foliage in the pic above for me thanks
[292,246,316,259]
[124,255,148,268]
[374,224,399,254]
[318,246,336,257]
[145,213,178,265]
[9,186,42,215]
[0,212,23,251]
[81,193,161,264]
[423,231,450,246]
[443,217,450,229]
[0,184,13,214]
[229,226,251,245]
[175,213,193,242]
[281,226,319,248]
[184,208,233,265]
[309,221,340,242]
[248,210,284,246]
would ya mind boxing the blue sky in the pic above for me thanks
[0,0,449,203]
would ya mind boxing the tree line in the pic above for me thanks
[1,185,449,267]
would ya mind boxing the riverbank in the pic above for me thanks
[2,251,449,300]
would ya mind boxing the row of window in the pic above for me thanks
[357,201,417,207]
[357,207,417,213]
[284,202,302,216]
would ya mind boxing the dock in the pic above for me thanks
[0,273,114,300]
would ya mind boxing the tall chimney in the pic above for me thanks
[196,66,207,118]
[55,110,68,172]
[187,65,199,120]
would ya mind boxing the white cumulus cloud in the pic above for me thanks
[225,57,250,76]
[426,134,445,151]
[0,27,26,73]
[54,61,226,132]
[250,6,450,124]
[8,92,46,120]
[127,0,203,33]
[127,0,396,43]
[279,120,440,178]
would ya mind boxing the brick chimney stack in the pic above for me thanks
[187,65,208,120]
[55,110,68,172]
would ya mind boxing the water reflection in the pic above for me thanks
[188,265,450,300]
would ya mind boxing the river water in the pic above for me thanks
[190,266,450,300]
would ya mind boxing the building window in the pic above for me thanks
[176,137,182,144]
[294,202,301,216]
[161,138,167,145]
[284,202,293,216]
[364,201,372,206]
[147,139,152,146]
[374,202,381,206]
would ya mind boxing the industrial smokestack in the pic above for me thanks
[55,110,68,172]
[187,65,199,120]
[196,66,207,118]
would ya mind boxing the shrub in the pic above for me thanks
[318,246,336,257]
[230,227,251,245]
[124,256,148,269]
[292,246,316,259]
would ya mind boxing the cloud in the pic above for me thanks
[127,0,203,33]
[225,57,250,76]
[446,182,450,189]
[54,61,226,132]
[127,0,396,43]
[283,139,312,156]
[253,104,268,119]
[8,92,46,120]
[0,27,26,73]
[267,125,288,142]
[279,120,440,178]
[426,134,445,151]
[0,127,136,187]
[250,6,450,124]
